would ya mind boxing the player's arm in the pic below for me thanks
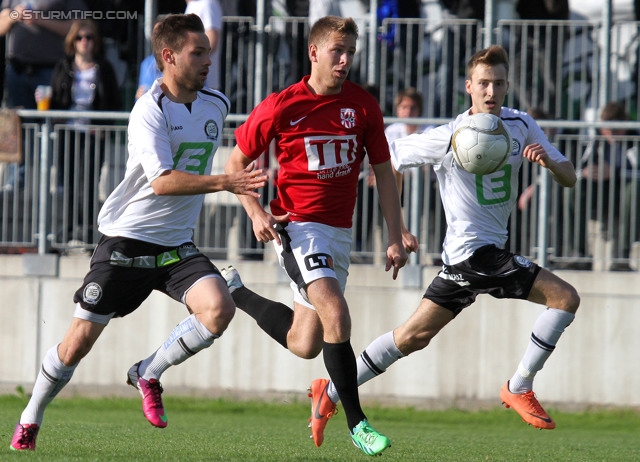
[225,145,287,245]
[151,164,267,197]
[390,153,420,254]
[371,160,409,279]
[522,143,577,187]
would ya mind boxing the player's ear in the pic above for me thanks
[161,48,174,66]
[308,43,318,63]
[465,79,472,95]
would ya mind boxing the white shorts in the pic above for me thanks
[272,221,351,309]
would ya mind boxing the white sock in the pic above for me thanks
[509,308,575,393]
[327,331,404,403]
[20,344,77,426]
[139,314,219,380]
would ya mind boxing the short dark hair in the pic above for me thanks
[152,14,205,71]
[467,45,509,80]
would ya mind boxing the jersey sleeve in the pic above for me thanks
[128,98,174,183]
[390,122,454,172]
[234,94,278,159]
[363,99,391,165]
[525,114,568,163]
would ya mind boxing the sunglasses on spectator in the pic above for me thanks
[75,34,94,41]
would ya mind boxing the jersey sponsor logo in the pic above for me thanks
[476,163,512,205]
[304,135,358,178]
[173,141,214,174]
[514,255,532,268]
[82,282,103,305]
[304,253,334,271]
[290,116,307,126]
[340,108,356,128]
[204,119,219,140]
[171,125,183,131]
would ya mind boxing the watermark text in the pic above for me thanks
[10,10,138,21]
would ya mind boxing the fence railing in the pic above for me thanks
[2,112,640,272]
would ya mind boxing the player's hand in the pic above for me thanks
[226,163,267,198]
[385,242,408,280]
[252,212,289,245]
[401,228,419,254]
[522,143,550,167]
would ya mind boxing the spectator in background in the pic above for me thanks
[384,87,430,143]
[135,53,162,100]
[50,19,121,245]
[578,101,639,271]
[0,0,87,192]
[185,0,223,90]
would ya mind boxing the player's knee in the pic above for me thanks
[288,334,323,359]
[216,301,236,328]
[558,285,580,314]
[296,344,322,360]
[198,300,236,334]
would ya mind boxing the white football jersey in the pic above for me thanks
[98,79,229,246]
[390,106,568,265]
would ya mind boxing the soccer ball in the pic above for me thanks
[451,113,512,175]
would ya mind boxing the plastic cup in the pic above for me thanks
[35,85,52,110]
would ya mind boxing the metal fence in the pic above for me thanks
[2,16,640,272]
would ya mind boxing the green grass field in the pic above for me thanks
[1,394,639,461]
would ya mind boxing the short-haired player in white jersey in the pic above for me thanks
[223,16,407,456]
[9,14,267,451]
[314,45,581,434]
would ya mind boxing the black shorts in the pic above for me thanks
[73,236,221,317]
[424,245,541,317]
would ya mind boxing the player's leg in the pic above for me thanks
[501,267,580,429]
[11,312,109,451]
[129,273,233,427]
[221,266,323,357]
[307,277,390,456]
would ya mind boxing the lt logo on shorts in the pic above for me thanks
[305,253,333,271]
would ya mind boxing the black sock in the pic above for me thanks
[231,286,293,349]
[323,340,365,430]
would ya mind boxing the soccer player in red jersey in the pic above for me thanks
[224,16,407,456]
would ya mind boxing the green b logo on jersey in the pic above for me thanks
[476,164,512,205]
[173,142,214,175]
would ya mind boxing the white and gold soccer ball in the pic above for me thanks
[451,113,512,175]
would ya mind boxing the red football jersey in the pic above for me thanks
[235,77,390,228]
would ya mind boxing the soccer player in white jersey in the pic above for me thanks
[9,14,267,451]
[310,45,581,438]
[223,16,407,456]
